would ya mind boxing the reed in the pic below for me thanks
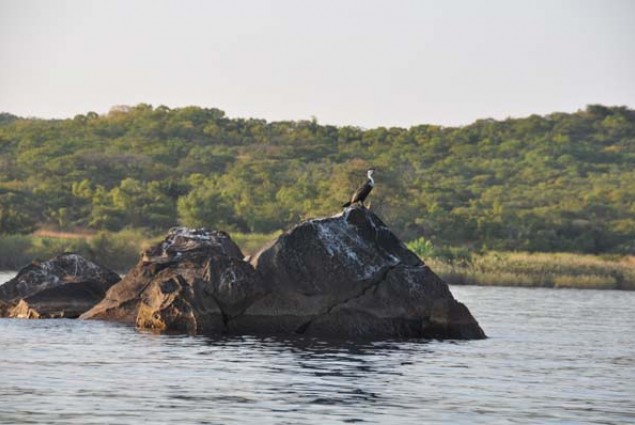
[426,251,635,290]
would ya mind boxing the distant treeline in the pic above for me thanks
[0,104,634,254]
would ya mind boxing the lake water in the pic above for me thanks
[0,271,634,424]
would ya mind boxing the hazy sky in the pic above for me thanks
[1,0,634,127]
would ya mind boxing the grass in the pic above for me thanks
[425,251,635,290]
[0,229,156,273]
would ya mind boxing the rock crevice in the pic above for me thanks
[293,261,403,335]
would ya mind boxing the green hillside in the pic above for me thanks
[0,104,634,254]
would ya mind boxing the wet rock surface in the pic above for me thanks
[0,254,121,318]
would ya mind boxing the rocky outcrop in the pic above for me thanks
[235,206,485,339]
[81,209,485,340]
[80,227,266,334]
[0,253,121,318]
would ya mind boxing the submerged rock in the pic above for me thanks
[80,227,265,333]
[82,210,485,340]
[0,253,121,318]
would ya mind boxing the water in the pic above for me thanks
[1,271,634,425]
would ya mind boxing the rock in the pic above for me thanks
[236,206,485,339]
[82,211,485,340]
[0,253,121,318]
[0,299,11,316]
[140,227,244,264]
[80,227,266,334]
[9,280,116,319]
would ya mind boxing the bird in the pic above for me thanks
[342,169,375,208]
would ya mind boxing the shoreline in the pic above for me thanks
[427,252,635,291]
[446,281,635,291]
[0,232,633,290]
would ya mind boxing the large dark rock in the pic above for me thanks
[80,227,266,334]
[81,210,485,340]
[0,253,121,318]
[235,206,486,339]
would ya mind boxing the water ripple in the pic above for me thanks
[0,286,634,424]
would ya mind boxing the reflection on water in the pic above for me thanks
[0,280,634,424]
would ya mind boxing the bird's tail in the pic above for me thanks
[342,201,352,208]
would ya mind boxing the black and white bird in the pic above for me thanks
[342,169,375,208]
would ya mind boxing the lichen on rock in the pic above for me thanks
[239,206,485,339]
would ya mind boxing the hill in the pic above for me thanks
[0,104,634,254]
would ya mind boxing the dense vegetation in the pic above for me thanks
[0,104,634,254]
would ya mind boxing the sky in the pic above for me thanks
[1,0,634,128]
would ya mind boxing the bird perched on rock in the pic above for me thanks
[342,169,375,208]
